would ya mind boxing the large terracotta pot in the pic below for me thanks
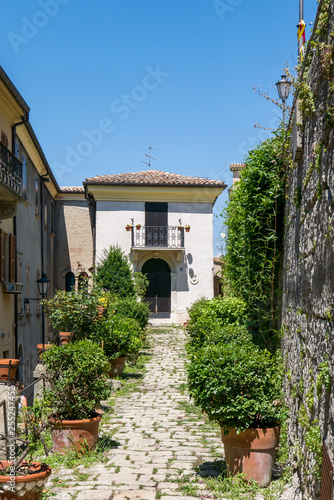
[48,412,102,454]
[59,332,72,345]
[221,427,280,487]
[0,461,51,499]
[0,359,20,381]
[109,356,127,378]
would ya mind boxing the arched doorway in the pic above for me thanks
[142,258,171,314]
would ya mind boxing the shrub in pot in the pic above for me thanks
[112,296,150,331]
[92,314,143,377]
[0,398,51,499]
[43,289,100,342]
[186,333,284,487]
[43,340,110,454]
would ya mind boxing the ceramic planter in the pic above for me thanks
[36,344,53,359]
[177,226,183,231]
[109,356,127,378]
[185,226,190,232]
[48,412,102,454]
[0,461,51,499]
[221,427,280,487]
[136,224,141,230]
[0,359,20,382]
[59,332,72,345]
[125,225,133,231]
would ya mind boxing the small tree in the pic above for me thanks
[96,245,135,297]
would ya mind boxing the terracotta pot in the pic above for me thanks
[48,412,102,454]
[109,356,127,378]
[0,460,51,499]
[185,226,190,232]
[178,226,183,231]
[221,427,280,487]
[59,332,72,345]
[0,359,20,381]
[136,224,141,230]
[36,344,53,359]
[125,225,133,231]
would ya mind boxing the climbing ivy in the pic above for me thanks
[223,131,290,349]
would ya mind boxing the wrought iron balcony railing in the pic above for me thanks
[131,226,185,249]
[0,142,23,196]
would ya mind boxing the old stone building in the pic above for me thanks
[281,1,334,497]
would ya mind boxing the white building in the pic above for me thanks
[83,170,226,323]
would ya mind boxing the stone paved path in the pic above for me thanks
[46,327,226,499]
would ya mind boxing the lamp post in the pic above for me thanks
[37,273,50,347]
[276,75,292,128]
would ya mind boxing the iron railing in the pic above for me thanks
[0,142,22,196]
[131,226,184,249]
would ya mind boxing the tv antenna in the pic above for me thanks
[141,145,160,169]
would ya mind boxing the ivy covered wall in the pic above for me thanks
[282,0,334,497]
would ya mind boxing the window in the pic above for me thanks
[65,272,75,292]
[0,230,15,282]
[44,189,48,228]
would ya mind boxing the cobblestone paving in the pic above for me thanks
[46,327,227,500]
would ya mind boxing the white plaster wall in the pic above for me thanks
[95,200,214,321]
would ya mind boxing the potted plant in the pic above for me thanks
[93,314,143,378]
[125,224,133,231]
[186,330,284,487]
[177,225,183,231]
[185,225,190,232]
[0,359,20,382]
[43,289,99,342]
[136,224,141,230]
[0,398,51,499]
[36,343,53,359]
[42,340,110,454]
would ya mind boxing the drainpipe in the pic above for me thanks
[11,113,29,359]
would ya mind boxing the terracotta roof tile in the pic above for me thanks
[84,170,226,188]
[60,186,84,193]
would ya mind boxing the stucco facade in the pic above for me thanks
[86,171,226,323]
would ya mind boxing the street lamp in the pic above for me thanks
[37,273,49,299]
[37,273,50,348]
[276,75,292,128]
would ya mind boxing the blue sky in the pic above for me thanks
[1,0,318,254]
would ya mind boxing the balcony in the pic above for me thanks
[131,226,184,249]
[130,226,185,261]
[0,142,23,218]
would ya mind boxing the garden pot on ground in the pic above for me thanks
[59,332,72,345]
[48,412,102,454]
[0,359,20,381]
[109,356,127,378]
[221,427,280,487]
[0,461,51,499]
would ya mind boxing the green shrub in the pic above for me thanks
[186,323,251,353]
[187,338,284,433]
[112,296,150,331]
[188,296,247,326]
[96,245,135,297]
[93,314,143,358]
[43,289,99,339]
[43,340,110,420]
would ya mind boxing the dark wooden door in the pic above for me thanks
[145,202,168,247]
[142,258,171,313]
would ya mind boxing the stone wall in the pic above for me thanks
[281,1,334,498]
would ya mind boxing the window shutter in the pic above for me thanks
[0,230,5,282]
[9,234,16,282]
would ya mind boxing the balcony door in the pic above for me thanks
[142,258,171,314]
[145,202,168,247]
